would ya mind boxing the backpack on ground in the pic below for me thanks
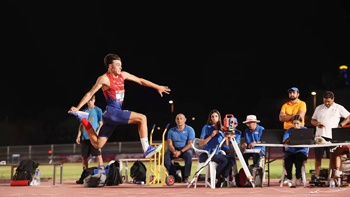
[236,168,246,187]
[130,160,147,183]
[13,159,39,182]
[76,167,98,184]
[83,173,106,187]
[105,161,123,186]
[173,162,185,183]
[236,166,263,187]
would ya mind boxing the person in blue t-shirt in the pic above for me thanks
[242,115,265,167]
[199,109,235,188]
[76,95,103,170]
[164,113,195,183]
[282,114,308,187]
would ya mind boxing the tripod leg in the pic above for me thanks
[229,138,255,188]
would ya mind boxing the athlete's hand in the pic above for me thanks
[157,86,171,97]
[69,106,78,113]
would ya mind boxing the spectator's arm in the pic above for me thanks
[167,139,176,155]
[96,121,103,135]
[311,118,319,127]
[279,111,294,122]
[339,115,350,128]
[181,140,193,153]
[76,124,82,144]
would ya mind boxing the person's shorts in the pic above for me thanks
[98,106,132,138]
[314,137,333,159]
[81,140,102,157]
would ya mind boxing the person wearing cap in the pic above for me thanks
[279,87,307,130]
[241,115,265,167]
[279,87,306,184]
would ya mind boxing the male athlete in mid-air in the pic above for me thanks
[69,54,170,158]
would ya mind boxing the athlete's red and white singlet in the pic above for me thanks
[103,72,125,109]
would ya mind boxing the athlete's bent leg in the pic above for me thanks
[81,119,108,149]
[128,111,162,158]
[128,112,148,138]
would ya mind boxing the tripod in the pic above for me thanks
[188,131,255,188]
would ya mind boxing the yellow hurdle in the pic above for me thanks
[146,123,174,187]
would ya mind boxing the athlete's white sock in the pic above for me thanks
[140,137,150,152]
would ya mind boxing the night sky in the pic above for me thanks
[1,1,350,145]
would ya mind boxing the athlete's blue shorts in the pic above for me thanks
[98,106,132,138]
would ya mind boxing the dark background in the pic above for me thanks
[1,1,349,145]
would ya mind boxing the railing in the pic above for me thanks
[0,141,162,164]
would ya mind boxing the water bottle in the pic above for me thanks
[136,181,144,185]
[36,169,41,185]
[329,179,335,188]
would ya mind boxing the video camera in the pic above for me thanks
[224,114,235,135]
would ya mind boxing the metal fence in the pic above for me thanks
[0,141,162,164]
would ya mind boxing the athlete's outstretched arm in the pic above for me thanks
[122,71,171,97]
[70,75,106,112]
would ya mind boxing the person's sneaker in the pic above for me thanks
[279,176,288,184]
[215,178,224,188]
[144,145,162,158]
[286,179,293,187]
[334,169,341,178]
[69,111,89,122]
[295,178,302,186]
[183,177,189,183]
[311,175,320,183]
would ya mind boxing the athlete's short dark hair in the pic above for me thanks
[104,54,121,68]
[323,91,334,99]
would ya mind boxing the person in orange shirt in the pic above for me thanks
[279,87,307,184]
[279,87,307,130]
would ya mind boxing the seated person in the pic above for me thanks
[164,113,195,183]
[330,145,350,179]
[241,115,265,167]
[282,114,308,187]
[199,109,236,188]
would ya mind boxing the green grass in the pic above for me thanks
[0,159,331,181]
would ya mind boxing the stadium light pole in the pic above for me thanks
[169,100,174,113]
[311,91,316,110]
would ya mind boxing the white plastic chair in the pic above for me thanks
[280,161,307,187]
[335,159,350,186]
[192,138,218,189]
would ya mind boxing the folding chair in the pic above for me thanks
[192,138,218,189]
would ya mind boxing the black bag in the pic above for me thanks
[130,160,146,183]
[236,166,263,187]
[13,159,39,182]
[173,162,185,183]
[105,161,123,186]
[83,173,106,187]
[236,168,246,187]
[76,167,98,184]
